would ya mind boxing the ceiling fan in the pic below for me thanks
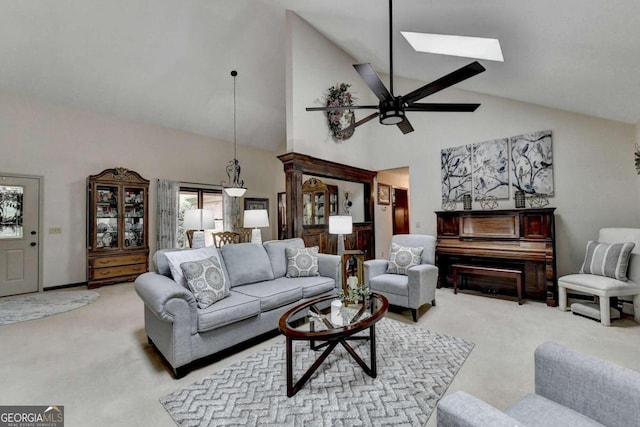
[306,0,486,135]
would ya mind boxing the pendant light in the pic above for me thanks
[222,70,247,197]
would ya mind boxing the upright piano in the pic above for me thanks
[435,208,557,306]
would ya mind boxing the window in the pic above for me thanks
[178,187,224,248]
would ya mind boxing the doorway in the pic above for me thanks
[0,174,41,297]
[392,187,410,235]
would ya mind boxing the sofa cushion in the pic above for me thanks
[197,291,261,333]
[387,243,423,275]
[220,243,275,287]
[181,256,229,309]
[286,246,320,277]
[233,279,303,311]
[369,273,409,296]
[163,246,221,287]
[263,238,306,278]
[580,241,635,281]
[506,394,604,427]
[295,276,336,298]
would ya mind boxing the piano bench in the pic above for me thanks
[451,264,523,305]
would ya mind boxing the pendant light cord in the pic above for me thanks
[232,70,237,159]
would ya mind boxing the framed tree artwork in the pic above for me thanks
[244,197,269,211]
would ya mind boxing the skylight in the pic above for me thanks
[400,32,504,62]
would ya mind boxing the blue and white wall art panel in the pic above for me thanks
[472,138,509,200]
[510,130,554,195]
[441,145,472,201]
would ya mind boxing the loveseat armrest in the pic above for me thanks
[364,259,389,284]
[535,341,640,426]
[437,391,525,427]
[317,253,341,283]
[134,272,198,324]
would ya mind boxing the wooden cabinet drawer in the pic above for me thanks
[91,254,147,268]
[91,263,147,280]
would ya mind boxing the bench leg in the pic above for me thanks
[516,275,523,305]
[452,269,458,295]
[599,297,611,326]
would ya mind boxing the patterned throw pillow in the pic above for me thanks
[387,243,424,275]
[286,246,320,278]
[180,256,230,308]
[580,241,635,281]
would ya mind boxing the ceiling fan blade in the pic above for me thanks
[353,63,394,103]
[405,103,481,112]
[397,118,414,134]
[403,61,486,105]
[305,105,378,112]
[340,112,379,135]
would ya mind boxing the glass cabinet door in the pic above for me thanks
[95,185,118,249]
[124,186,145,248]
[314,192,325,224]
[303,193,312,225]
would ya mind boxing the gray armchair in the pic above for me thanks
[437,342,640,426]
[364,234,438,322]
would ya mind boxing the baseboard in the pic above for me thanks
[44,282,88,291]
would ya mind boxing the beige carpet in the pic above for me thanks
[1,283,639,427]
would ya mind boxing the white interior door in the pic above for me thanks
[0,175,40,297]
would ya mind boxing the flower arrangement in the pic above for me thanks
[337,283,371,305]
[325,83,356,141]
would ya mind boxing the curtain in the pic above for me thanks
[156,179,180,249]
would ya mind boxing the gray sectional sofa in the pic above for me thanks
[134,238,340,377]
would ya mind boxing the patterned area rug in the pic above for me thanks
[0,291,99,325]
[161,317,474,426]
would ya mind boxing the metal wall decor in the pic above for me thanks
[441,199,457,211]
[528,193,550,208]
[479,195,499,210]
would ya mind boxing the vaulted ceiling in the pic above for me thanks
[1,1,638,152]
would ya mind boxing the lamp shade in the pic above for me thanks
[329,215,352,235]
[224,186,247,197]
[244,209,269,228]
[183,209,215,230]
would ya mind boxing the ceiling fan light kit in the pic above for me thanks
[306,0,491,135]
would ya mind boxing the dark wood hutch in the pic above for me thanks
[278,152,376,259]
[435,208,557,306]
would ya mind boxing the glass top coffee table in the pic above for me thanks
[278,293,389,397]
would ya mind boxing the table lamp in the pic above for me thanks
[244,209,269,244]
[329,215,352,257]
[184,209,215,248]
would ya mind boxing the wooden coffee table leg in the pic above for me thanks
[339,325,377,378]
[287,340,339,397]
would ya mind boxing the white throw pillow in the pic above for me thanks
[164,246,220,287]
[387,243,424,275]
[181,256,229,308]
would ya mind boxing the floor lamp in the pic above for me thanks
[184,209,214,248]
[329,215,352,257]
[244,209,269,244]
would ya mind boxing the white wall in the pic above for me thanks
[287,12,640,276]
[0,91,281,288]
[375,169,410,259]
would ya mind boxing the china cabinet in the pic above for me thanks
[86,167,149,288]
[302,178,337,226]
